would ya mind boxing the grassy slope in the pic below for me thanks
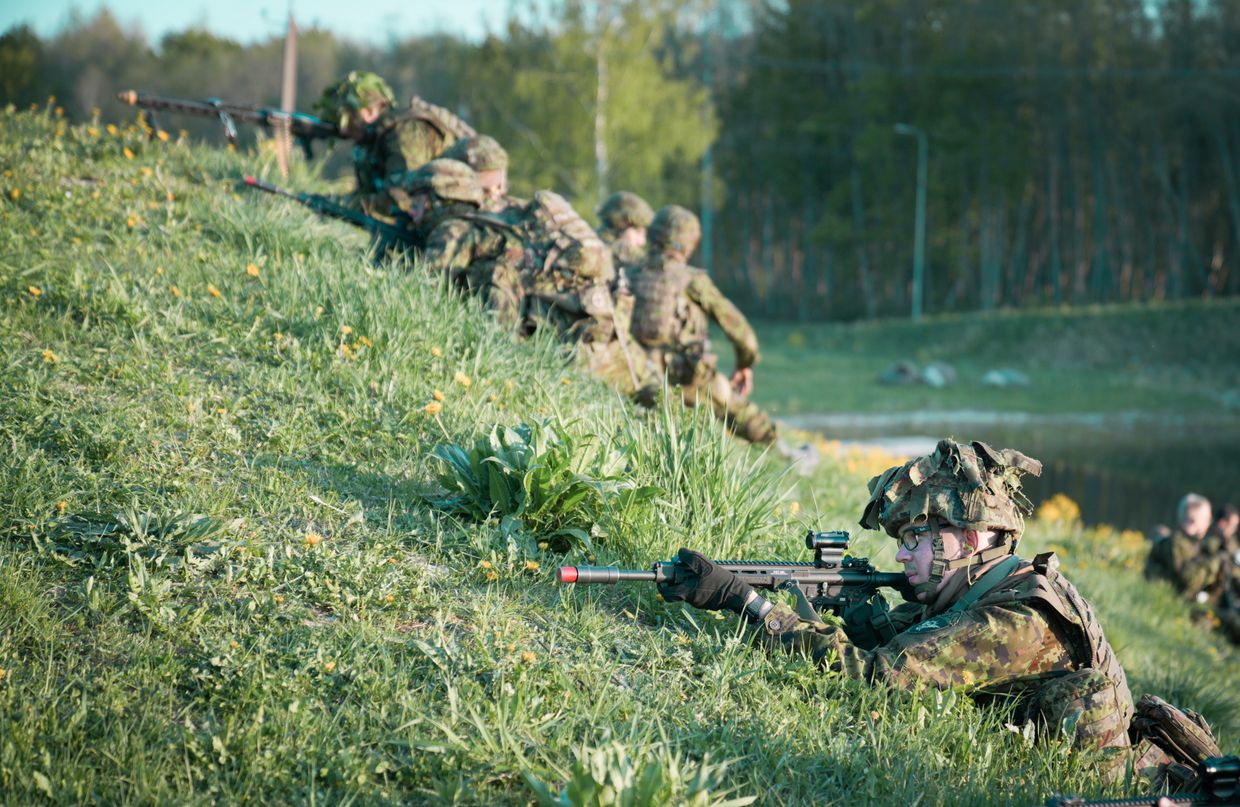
[1,108,1237,806]
[750,301,1240,417]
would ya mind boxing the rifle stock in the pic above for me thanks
[243,176,417,247]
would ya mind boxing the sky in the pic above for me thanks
[0,0,516,44]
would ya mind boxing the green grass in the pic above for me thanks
[749,300,1240,417]
[1,106,1237,805]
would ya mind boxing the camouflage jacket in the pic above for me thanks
[352,100,471,218]
[422,210,527,290]
[748,553,1134,752]
[600,232,647,276]
[630,256,760,370]
[1144,531,1222,600]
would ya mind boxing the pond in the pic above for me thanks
[782,411,1240,532]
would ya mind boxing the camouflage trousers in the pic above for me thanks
[575,337,653,398]
[646,347,777,444]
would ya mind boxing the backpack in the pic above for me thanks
[520,191,614,290]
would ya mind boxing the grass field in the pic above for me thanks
[1,106,1237,805]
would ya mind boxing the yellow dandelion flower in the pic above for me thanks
[424,401,442,415]
[870,710,881,722]
[186,401,196,414]
[207,283,222,298]
[8,188,18,200]
[485,571,499,582]
[387,557,398,565]
[488,393,498,402]
[524,560,540,571]
[506,643,516,652]
[455,371,471,387]
[0,668,6,683]
[123,147,134,160]
[521,651,536,664]
[106,124,118,136]
[304,531,324,546]
[340,325,352,336]
[505,379,514,390]
[273,594,285,604]
[790,501,801,516]
[87,126,99,137]
[432,389,445,402]
[357,335,372,348]
[273,332,283,342]
[41,349,59,364]
[156,130,169,142]
[537,542,549,550]
[27,286,41,297]
[431,346,442,357]
[323,660,337,673]
[384,594,395,604]
[141,167,152,177]
[479,560,493,570]
[245,263,259,277]
[560,377,571,385]
[229,640,239,649]
[56,500,68,513]
[155,266,163,275]
[126,216,137,228]
[215,408,227,415]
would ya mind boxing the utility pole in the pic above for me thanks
[700,0,715,272]
[276,12,298,178]
[894,123,928,321]
[594,1,612,205]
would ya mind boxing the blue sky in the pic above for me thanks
[0,0,515,44]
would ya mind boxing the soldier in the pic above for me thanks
[630,205,776,444]
[657,439,1218,782]
[437,135,520,213]
[314,71,474,225]
[404,159,526,330]
[1144,493,1222,604]
[596,191,654,274]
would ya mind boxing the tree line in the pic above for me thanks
[4,0,1239,320]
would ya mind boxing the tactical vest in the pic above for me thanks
[408,95,476,143]
[521,191,614,291]
[975,553,1134,747]
[631,257,708,349]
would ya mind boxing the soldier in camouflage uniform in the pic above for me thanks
[630,206,776,443]
[405,159,526,330]
[658,439,1151,778]
[315,71,474,227]
[437,135,522,214]
[597,191,654,274]
[1144,493,1222,604]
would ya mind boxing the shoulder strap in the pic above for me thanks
[947,555,1022,614]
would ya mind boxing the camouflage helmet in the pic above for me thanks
[648,205,701,256]
[402,159,483,206]
[439,135,508,173]
[597,191,654,232]
[860,438,1042,539]
[315,71,395,129]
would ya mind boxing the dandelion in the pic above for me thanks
[87,126,99,137]
[123,147,134,160]
[305,531,324,546]
[246,263,260,277]
[424,401,442,416]
[521,651,536,664]
[384,594,395,604]
[432,389,445,402]
[41,349,59,364]
[56,500,67,514]
[479,560,493,570]
[186,401,197,414]
[8,188,18,200]
[387,557,398,565]
[172,284,183,298]
[488,394,498,402]
[141,167,153,177]
[560,377,571,385]
[524,560,540,571]
[126,216,138,228]
[323,661,337,673]
[215,408,227,415]
[485,571,499,582]
[106,124,118,136]
[155,266,163,275]
[455,371,471,387]
[340,325,352,336]
[229,640,239,649]
[431,346,442,357]
[27,286,41,298]
[357,335,372,348]
[506,643,516,652]
[505,379,514,391]
[273,594,285,604]
[790,501,801,516]
[537,542,549,551]
[156,130,169,143]
[0,668,6,683]
[207,283,221,298]
[870,710,881,722]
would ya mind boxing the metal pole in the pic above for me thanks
[894,123,928,321]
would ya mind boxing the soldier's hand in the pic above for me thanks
[730,367,754,397]
[658,548,755,614]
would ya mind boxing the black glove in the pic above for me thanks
[657,548,755,614]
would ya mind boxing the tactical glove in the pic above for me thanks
[658,548,755,614]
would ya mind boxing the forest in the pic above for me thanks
[4,0,1239,320]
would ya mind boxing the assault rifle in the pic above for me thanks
[557,530,914,618]
[1044,755,1240,806]
[117,90,339,158]
[243,176,417,248]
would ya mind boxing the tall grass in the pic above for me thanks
[1,106,1236,805]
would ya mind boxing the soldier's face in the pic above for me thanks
[1182,505,1211,540]
[479,169,507,200]
[620,227,646,249]
[895,520,972,596]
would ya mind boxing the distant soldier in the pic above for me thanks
[596,191,654,274]
[630,205,776,444]
[406,159,526,330]
[437,135,521,213]
[315,71,474,224]
[1207,503,1240,644]
[1145,493,1222,603]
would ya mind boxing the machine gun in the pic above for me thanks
[243,176,417,249]
[557,530,913,619]
[116,90,340,158]
[1044,755,1240,806]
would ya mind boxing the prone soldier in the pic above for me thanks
[596,191,654,275]
[1145,493,1223,605]
[437,135,522,214]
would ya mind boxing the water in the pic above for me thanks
[782,412,1240,532]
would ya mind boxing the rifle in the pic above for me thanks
[1044,755,1239,806]
[557,530,914,620]
[243,176,418,248]
[117,90,339,158]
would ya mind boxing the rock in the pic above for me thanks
[922,361,957,388]
[878,360,921,386]
[981,368,1031,388]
